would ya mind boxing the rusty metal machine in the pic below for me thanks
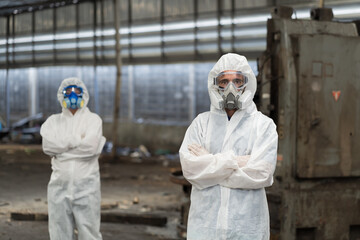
[258,6,360,240]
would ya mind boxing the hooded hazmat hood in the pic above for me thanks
[57,77,90,110]
[207,53,257,111]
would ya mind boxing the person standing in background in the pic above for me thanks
[41,77,106,240]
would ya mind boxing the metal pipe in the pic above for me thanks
[5,15,11,127]
[93,0,99,114]
[160,0,165,61]
[128,65,134,121]
[217,0,223,57]
[231,0,235,53]
[5,15,9,70]
[112,0,123,159]
[76,2,80,63]
[100,0,105,62]
[32,10,35,64]
[5,69,9,128]
[128,0,133,60]
[194,0,198,59]
[5,15,15,127]
[12,14,15,66]
[188,64,196,121]
[29,68,37,117]
[53,6,57,64]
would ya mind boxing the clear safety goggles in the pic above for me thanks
[63,85,83,97]
[214,71,248,90]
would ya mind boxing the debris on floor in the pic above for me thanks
[0,145,183,240]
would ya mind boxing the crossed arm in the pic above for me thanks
[40,115,105,161]
[179,118,278,190]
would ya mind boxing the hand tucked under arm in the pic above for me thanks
[235,155,251,168]
[220,121,278,190]
[179,116,238,190]
[188,144,210,156]
[68,134,81,149]
[56,116,105,161]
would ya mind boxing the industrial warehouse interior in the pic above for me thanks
[0,0,360,239]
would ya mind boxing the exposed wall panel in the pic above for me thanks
[0,62,222,125]
[198,0,217,13]
[194,62,212,114]
[15,12,32,34]
[35,9,53,33]
[132,0,161,21]
[8,69,29,122]
[132,64,189,122]
[37,67,64,116]
[79,2,94,27]
[56,5,76,30]
[102,0,115,25]
[0,70,6,123]
[0,17,6,35]
[2,0,360,69]
[164,0,194,18]
[235,0,273,8]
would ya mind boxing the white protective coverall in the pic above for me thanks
[40,77,106,240]
[179,53,278,240]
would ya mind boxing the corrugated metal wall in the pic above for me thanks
[0,0,359,126]
[1,0,358,68]
[0,61,258,125]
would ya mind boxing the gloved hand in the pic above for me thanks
[235,155,251,168]
[68,134,81,149]
[188,144,209,156]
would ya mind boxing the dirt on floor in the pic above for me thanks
[0,144,185,240]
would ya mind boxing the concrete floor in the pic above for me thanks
[0,145,184,240]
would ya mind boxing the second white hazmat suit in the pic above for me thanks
[40,77,106,240]
[179,53,278,240]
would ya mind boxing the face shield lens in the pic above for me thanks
[215,71,248,90]
[63,85,83,97]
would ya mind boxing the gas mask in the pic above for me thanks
[214,71,249,110]
[62,85,84,109]
[220,82,242,110]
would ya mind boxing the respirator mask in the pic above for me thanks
[214,71,248,110]
[62,85,84,109]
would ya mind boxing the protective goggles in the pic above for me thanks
[214,71,248,90]
[63,85,83,97]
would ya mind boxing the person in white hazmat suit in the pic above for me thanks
[40,77,106,240]
[179,53,278,240]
